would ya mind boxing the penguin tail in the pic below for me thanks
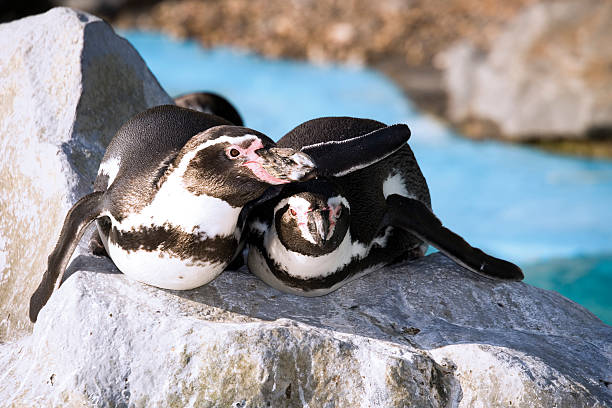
[29,191,105,323]
[384,194,524,281]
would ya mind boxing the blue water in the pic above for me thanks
[121,31,612,325]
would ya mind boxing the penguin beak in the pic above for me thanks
[308,210,331,248]
[248,147,316,184]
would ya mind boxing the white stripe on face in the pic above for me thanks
[326,195,350,209]
[325,195,349,238]
[276,196,316,244]
[181,133,261,168]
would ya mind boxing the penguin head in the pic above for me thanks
[174,92,244,126]
[176,126,316,207]
[274,181,350,256]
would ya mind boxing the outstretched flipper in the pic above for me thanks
[29,191,105,322]
[384,194,523,281]
[301,124,411,177]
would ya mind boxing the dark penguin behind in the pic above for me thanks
[174,92,244,126]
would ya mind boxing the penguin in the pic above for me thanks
[29,107,411,322]
[174,92,244,126]
[246,117,524,296]
[86,92,244,260]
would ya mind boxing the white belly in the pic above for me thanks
[95,179,241,290]
[105,239,226,290]
[248,245,385,296]
[263,224,393,281]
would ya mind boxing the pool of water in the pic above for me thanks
[122,31,612,325]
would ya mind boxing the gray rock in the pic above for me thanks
[0,7,172,342]
[1,253,610,407]
[439,0,612,140]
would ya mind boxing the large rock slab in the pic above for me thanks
[439,0,612,140]
[1,253,610,407]
[0,8,172,341]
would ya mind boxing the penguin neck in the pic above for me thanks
[264,221,355,279]
[160,174,243,237]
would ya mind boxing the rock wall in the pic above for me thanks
[1,254,610,407]
[0,7,172,341]
[439,0,612,140]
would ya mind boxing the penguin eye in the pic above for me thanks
[290,208,297,217]
[228,148,241,158]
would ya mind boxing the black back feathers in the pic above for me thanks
[174,92,244,126]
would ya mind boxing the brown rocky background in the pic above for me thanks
[112,0,540,117]
[3,0,611,157]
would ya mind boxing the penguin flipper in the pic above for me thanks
[384,194,524,281]
[301,124,411,177]
[29,191,105,322]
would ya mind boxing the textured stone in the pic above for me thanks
[1,253,610,407]
[439,0,612,140]
[0,7,172,341]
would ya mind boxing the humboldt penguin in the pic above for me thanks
[246,117,524,296]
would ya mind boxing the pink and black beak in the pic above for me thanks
[307,208,332,248]
[243,144,317,185]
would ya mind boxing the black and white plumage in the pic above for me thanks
[246,117,524,296]
[29,107,411,322]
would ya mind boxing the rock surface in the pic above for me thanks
[439,0,612,140]
[0,7,172,341]
[1,254,610,407]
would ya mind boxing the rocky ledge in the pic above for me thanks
[1,252,611,407]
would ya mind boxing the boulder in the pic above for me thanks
[439,0,612,140]
[1,253,610,407]
[0,7,172,341]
